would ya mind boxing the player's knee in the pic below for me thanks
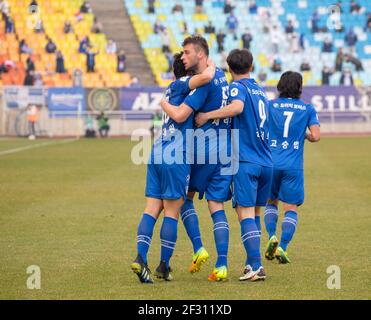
[283,203,298,212]
[208,200,224,214]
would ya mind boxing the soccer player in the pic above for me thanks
[160,35,231,282]
[131,52,216,283]
[264,71,320,264]
[195,49,272,281]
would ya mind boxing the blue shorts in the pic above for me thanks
[189,163,232,202]
[145,162,190,200]
[270,169,304,206]
[232,162,273,207]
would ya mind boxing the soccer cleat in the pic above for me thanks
[208,266,228,282]
[275,246,291,264]
[248,266,266,281]
[154,261,173,281]
[131,254,154,284]
[239,264,253,281]
[265,235,279,260]
[189,247,209,273]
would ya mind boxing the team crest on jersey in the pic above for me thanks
[231,88,238,97]
[273,103,279,108]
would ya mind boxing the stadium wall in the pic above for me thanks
[1,86,371,137]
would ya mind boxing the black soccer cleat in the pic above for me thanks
[154,261,173,281]
[131,254,154,284]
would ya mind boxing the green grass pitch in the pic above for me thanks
[0,137,370,299]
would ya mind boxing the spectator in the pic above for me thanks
[249,0,258,14]
[165,51,174,73]
[241,28,253,50]
[91,17,103,34]
[270,25,281,54]
[96,112,110,138]
[80,1,92,14]
[261,8,271,33]
[160,28,170,53]
[34,17,44,33]
[153,19,164,34]
[322,37,333,53]
[340,69,354,86]
[335,48,344,71]
[0,0,10,16]
[195,0,203,14]
[321,66,334,85]
[299,33,306,51]
[224,0,233,14]
[56,51,66,73]
[310,10,320,33]
[73,68,83,86]
[28,0,38,12]
[285,20,294,34]
[172,2,183,14]
[19,39,33,54]
[290,33,300,53]
[64,20,73,34]
[117,50,126,73]
[24,71,35,86]
[106,39,117,55]
[365,13,371,32]
[4,14,14,33]
[344,53,364,71]
[204,21,215,34]
[220,51,228,72]
[26,56,35,72]
[300,59,311,71]
[344,27,358,54]
[350,0,361,14]
[147,0,155,14]
[271,55,282,72]
[45,37,57,54]
[79,37,90,54]
[84,116,96,138]
[86,46,99,73]
[216,29,226,53]
[226,12,238,40]
[258,69,267,86]
[180,21,188,35]
[129,76,141,88]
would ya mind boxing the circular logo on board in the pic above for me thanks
[88,89,118,112]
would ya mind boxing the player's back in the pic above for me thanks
[230,78,272,167]
[269,97,319,170]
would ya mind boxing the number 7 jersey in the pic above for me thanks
[268,98,320,170]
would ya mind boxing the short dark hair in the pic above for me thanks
[277,71,303,99]
[226,49,253,75]
[173,52,187,79]
[182,35,209,56]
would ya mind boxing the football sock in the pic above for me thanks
[241,218,262,271]
[280,211,298,251]
[180,199,203,253]
[160,216,178,268]
[137,213,157,264]
[211,210,229,268]
[264,204,279,239]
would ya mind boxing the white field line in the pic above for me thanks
[0,139,77,156]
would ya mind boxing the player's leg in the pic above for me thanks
[207,200,229,282]
[155,198,184,281]
[275,169,303,264]
[186,165,210,274]
[264,169,281,260]
[132,197,163,283]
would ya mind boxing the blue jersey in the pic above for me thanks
[183,68,230,161]
[229,78,272,167]
[269,98,320,170]
[152,76,193,162]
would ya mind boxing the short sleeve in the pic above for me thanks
[177,76,191,95]
[229,81,246,103]
[183,84,209,112]
[308,105,320,127]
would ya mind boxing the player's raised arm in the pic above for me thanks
[188,59,216,90]
[306,125,320,142]
[195,100,244,127]
[160,99,193,124]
